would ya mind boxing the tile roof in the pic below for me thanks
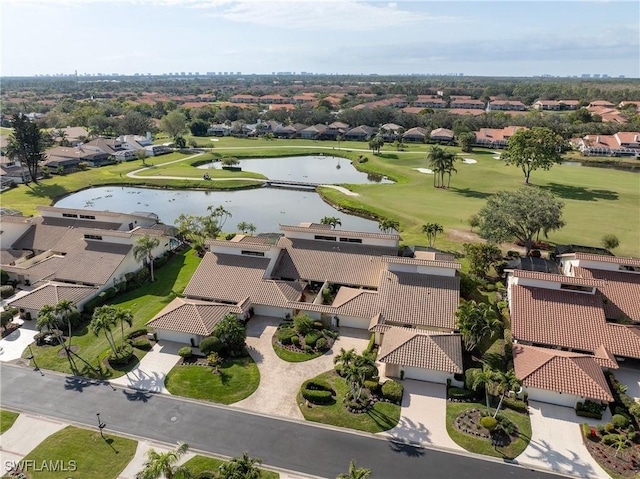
[510,284,640,359]
[11,282,98,311]
[11,220,75,252]
[147,297,242,336]
[272,237,393,287]
[40,216,123,230]
[574,266,640,322]
[54,241,131,285]
[513,344,614,402]
[280,224,400,241]
[510,269,603,286]
[378,270,459,329]
[0,249,30,265]
[378,327,463,373]
[572,253,640,268]
[205,238,272,252]
[184,252,303,307]
[383,255,461,270]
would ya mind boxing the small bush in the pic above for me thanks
[381,380,403,404]
[277,327,297,345]
[501,397,528,413]
[365,333,376,353]
[196,472,216,479]
[108,345,134,365]
[1,310,14,327]
[291,335,300,347]
[605,422,615,433]
[364,379,380,393]
[301,379,334,404]
[612,414,630,429]
[581,423,591,438]
[601,434,624,446]
[448,387,474,400]
[132,338,152,350]
[178,347,193,359]
[480,416,498,431]
[628,431,640,443]
[335,364,345,377]
[0,285,15,298]
[199,336,223,355]
[313,321,324,330]
[293,314,314,335]
[304,331,322,348]
[0,270,9,285]
[126,328,149,340]
[315,337,328,351]
[304,345,313,353]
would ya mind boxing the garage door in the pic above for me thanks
[337,315,369,329]
[253,305,287,318]
[156,329,197,346]
[527,387,580,408]
[403,367,451,384]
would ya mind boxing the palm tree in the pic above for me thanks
[136,441,191,479]
[421,223,443,248]
[174,135,187,149]
[218,452,262,479]
[55,129,70,147]
[455,300,502,352]
[378,219,399,234]
[36,304,62,344]
[237,222,256,234]
[207,205,232,231]
[471,366,498,413]
[427,146,447,188]
[133,234,161,282]
[337,460,372,479]
[492,369,522,418]
[115,308,134,349]
[90,306,119,356]
[444,151,458,188]
[54,299,77,352]
[320,216,342,229]
[333,348,357,370]
[350,353,376,401]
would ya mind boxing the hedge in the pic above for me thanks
[501,397,528,413]
[178,347,193,359]
[381,380,403,404]
[131,338,152,351]
[277,327,297,345]
[126,328,150,340]
[365,333,376,353]
[304,331,322,348]
[301,379,334,404]
[200,336,223,355]
[0,285,15,298]
[448,387,474,400]
[364,379,380,393]
[575,409,603,420]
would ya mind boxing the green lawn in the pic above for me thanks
[272,343,323,362]
[445,401,531,460]
[134,152,266,180]
[22,426,137,479]
[23,248,202,378]
[164,356,260,405]
[298,371,400,433]
[1,138,638,256]
[182,455,279,479]
[0,409,19,434]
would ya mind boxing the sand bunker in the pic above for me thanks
[462,158,477,164]
[413,168,434,174]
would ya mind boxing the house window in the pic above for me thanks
[314,235,336,241]
[560,283,593,293]
[339,237,362,243]
[84,234,103,240]
[241,250,265,257]
[80,215,96,220]
[62,213,78,218]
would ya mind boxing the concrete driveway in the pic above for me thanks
[0,319,38,363]
[110,340,182,393]
[380,380,463,451]
[0,414,67,467]
[233,316,370,419]
[615,366,640,402]
[517,401,610,479]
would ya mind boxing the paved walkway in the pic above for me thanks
[233,316,370,419]
[0,414,67,466]
[517,401,610,479]
[0,318,39,363]
[110,340,183,393]
[381,380,463,451]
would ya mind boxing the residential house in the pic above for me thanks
[402,127,428,143]
[44,146,109,173]
[345,125,376,141]
[618,101,640,112]
[50,127,89,146]
[430,128,455,143]
[488,100,527,111]
[379,123,402,141]
[147,223,463,385]
[588,100,615,109]
[299,124,328,140]
[574,132,640,157]
[82,138,129,165]
[450,99,485,110]
[208,124,232,137]
[474,126,527,148]
[532,100,580,111]
[230,94,259,104]
[587,106,628,124]
[413,96,447,109]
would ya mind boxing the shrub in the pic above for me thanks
[301,379,334,404]
[304,331,322,348]
[596,424,606,435]
[364,363,379,380]
[459,272,479,299]
[448,387,474,400]
[465,368,482,391]
[304,345,313,353]
[1,310,14,327]
[0,285,15,298]
[132,338,152,350]
[612,414,630,429]
[581,423,591,438]
[604,422,615,433]
[480,416,498,431]
[277,327,297,345]
[484,283,496,292]
[365,333,376,353]
[178,347,193,359]
[293,314,314,335]
[126,328,149,340]
[33,332,48,345]
[200,336,223,355]
[0,270,9,285]
[315,337,328,351]
[108,345,134,365]
[212,314,246,357]
[628,431,640,443]
[196,472,216,479]
[506,250,520,258]
[601,434,624,446]
[291,335,300,347]
[364,379,380,393]
[381,380,403,404]
[313,321,324,330]
[501,397,528,413]
[334,364,345,377]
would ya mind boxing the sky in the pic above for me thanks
[1,0,639,78]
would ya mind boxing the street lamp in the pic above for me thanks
[96,413,106,438]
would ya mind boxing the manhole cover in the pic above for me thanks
[170,416,177,422]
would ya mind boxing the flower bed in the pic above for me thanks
[453,408,518,447]
[583,434,640,477]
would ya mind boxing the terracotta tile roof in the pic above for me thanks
[378,270,459,329]
[147,297,241,336]
[272,237,393,287]
[280,224,399,241]
[383,255,461,270]
[331,287,379,317]
[11,282,98,311]
[572,253,640,268]
[378,327,463,373]
[184,252,303,307]
[513,344,614,402]
[368,313,391,333]
[593,344,619,369]
[510,284,640,359]
[511,269,603,286]
[449,109,486,116]
[574,266,640,322]
[205,238,272,252]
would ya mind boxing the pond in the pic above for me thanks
[197,155,394,185]
[54,186,380,233]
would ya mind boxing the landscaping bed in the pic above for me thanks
[182,455,279,479]
[583,432,640,478]
[272,315,338,363]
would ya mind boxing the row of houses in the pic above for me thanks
[571,132,640,157]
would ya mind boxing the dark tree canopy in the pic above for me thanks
[7,113,46,184]
[477,188,565,255]
[501,127,564,184]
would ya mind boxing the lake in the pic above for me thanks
[54,186,380,233]
[197,155,393,184]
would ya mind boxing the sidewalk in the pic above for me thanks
[0,414,67,466]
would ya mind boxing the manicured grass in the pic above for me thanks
[134,152,267,179]
[0,409,19,434]
[23,248,202,378]
[272,343,323,362]
[165,356,260,405]
[445,401,532,460]
[182,455,279,479]
[22,425,137,479]
[298,371,400,433]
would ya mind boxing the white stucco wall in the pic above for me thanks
[525,386,582,408]
[154,329,204,346]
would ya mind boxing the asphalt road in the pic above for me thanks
[0,364,563,479]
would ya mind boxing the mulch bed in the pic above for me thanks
[179,356,210,366]
[584,436,640,477]
[453,408,516,447]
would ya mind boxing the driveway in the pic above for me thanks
[615,366,640,402]
[110,340,182,393]
[233,316,370,420]
[0,318,38,363]
[380,380,463,451]
[517,401,610,479]
[0,414,67,467]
